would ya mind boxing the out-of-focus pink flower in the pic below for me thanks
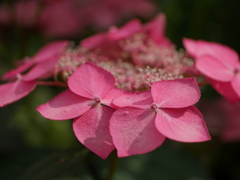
[39,0,84,38]
[0,5,11,26]
[78,0,156,30]
[110,78,211,157]
[183,38,240,103]
[15,0,39,28]
[37,62,123,159]
[197,98,240,142]
[221,101,240,142]
[0,0,157,38]
[0,41,69,107]
[0,0,39,28]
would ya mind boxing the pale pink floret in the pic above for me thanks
[37,62,123,159]
[110,78,211,157]
[0,41,69,107]
[183,38,240,103]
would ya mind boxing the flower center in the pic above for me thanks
[94,97,101,104]
[234,68,240,75]
[150,104,158,111]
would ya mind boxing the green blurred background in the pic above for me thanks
[0,0,240,179]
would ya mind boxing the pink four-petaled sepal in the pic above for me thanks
[0,41,69,107]
[37,62,123,159]
[2,41,69,81]
[183,38,240,102]
[110,78,211,157]
[73,104,116,159]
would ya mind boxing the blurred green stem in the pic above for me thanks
[106,151,119,180]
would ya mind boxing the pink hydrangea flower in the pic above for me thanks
[0,41,68,107]
[110,78,211,157]
[183,38,240,103]
[36,62,123,159]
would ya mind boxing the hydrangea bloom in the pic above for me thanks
[183,38,240,103]
[110,78,211,157]
[1,14,212,159]
[0,41,69,107]
[37,62,123,159]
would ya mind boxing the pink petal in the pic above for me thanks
[196,55,234,81]
[80,33,107,49]
[107,19,141,40]
[231,73,240,97]
[110,107,166,157]
[2,59,35,80]
[155,106,211,142]
[0,80,36,107]
[73,105,115,159]
[68,62,115,99]
[183,38,239,69]
[101,88,124,108]
[209,79,239,103]
[196,40,239,69]
[22,55,60,81]
[32,41,69,63]
[151,78,200,108]
[113,90,153,109]
[182,38,198,58]
[36,89,93,120]
[144,13,165,40]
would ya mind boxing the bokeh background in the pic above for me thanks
[0,0,240,179]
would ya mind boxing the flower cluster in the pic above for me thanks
[2,12,240,159]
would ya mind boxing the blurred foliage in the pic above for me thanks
[0,0,240,179]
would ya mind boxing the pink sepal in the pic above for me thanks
[209,79,239,103]
[113,90,153,109]
[73,105,115,159]
[2,59,34,81]
[231,74,240,97]
[151,78,200,108]
[155,106,211,142]
[32,41,69,63]
[108,19,141,40]
[101,88,124,108]
[196,55,234,81]
[68,62,115,100]
[110,107,166,157]
[36,89,93,120]
[23,55,61,81]
[0,80,36,107]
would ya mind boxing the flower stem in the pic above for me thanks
[106,151,119,180]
